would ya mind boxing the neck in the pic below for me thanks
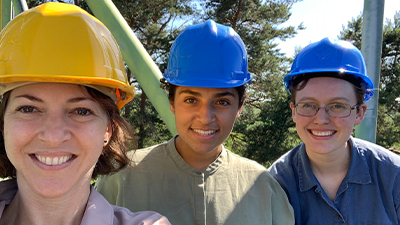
[175,136,222,170]
[1,182,90,225]
[306,141,351,201]
[307,141,351,175]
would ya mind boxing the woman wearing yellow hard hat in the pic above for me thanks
[0,2,170,224]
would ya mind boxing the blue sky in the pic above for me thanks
[276,0,400,57]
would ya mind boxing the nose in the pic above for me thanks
[38,111,71,146]
[313,107,330,124]
[196,103,216,124]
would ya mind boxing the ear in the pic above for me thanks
[290,102,296,123]
[354,103,367,125]
[235,105,244,119]
[169,101,175,115]
[103,121,113,146]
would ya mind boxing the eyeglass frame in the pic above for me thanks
[294,102,359,118]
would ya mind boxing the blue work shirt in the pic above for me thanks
[268,136,400,225]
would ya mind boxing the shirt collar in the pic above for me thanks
[343,136,371,184]
[81,186,114,224]
[168,136,225,175]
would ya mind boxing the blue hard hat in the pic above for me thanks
[163,20,251,88]
[284,37,374,101]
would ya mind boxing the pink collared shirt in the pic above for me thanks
[0,179,170,225]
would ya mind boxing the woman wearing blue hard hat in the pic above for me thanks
[269,37,400,224]
[96,19,295,225]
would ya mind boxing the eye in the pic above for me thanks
[217,99,230,106]
[333,104,346,109]
[328,103,348,112]
[16,105,37,113]
[299,103,317,109]
[74,108,94,116]
[184,98,196,104]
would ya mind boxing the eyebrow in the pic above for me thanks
[298,96,351,103]
[14,94,43,102]
[178,90,236,99]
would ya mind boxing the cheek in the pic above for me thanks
[222,111,240,127]
[3,121,27,166]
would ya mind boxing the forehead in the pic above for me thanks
[10,83,87,95]
[175,86,239,97]
[296,77,357,102]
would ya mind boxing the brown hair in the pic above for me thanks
[0,86,133,179]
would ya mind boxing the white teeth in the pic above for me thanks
[35,155,72,166]
[311,130,334,136]
[193,129,217,136]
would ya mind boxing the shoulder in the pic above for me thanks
[225,148,267,171]
[224,149,282,187]
[268,143,303,176]
[95,139,174,190]
[111,206,171,225]
[351,137,400,187]
[127,140,171,162]
[84,187,171,225]
[352,137,400,167]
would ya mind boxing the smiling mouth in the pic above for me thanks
[310,130,335,137]
[34,155,73,166]
[192,129,217,136]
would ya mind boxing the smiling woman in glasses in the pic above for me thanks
[268,38,400,225]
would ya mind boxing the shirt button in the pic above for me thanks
[195,171,202,175]
[336,213,342,219]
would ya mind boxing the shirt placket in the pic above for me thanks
[194,170,206,225]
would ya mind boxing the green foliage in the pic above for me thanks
[112,0,198,71]
[339,14,363,49]
[232,94,295,164]
[121,91,173,149]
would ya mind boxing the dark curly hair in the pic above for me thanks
[0,86,134,179]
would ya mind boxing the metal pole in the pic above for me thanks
[11,0,27,15]
[85,0,177,135]
[355,0,385,142]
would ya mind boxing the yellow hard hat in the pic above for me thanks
[0,2,135,109]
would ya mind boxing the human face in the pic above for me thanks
[3,83,111,199]
[171,86,242,160]
[291,77,366,157]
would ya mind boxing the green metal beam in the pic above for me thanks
[85,0,177,135]
[1,0,11,30]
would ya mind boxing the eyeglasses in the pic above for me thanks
[294,102,358,118]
